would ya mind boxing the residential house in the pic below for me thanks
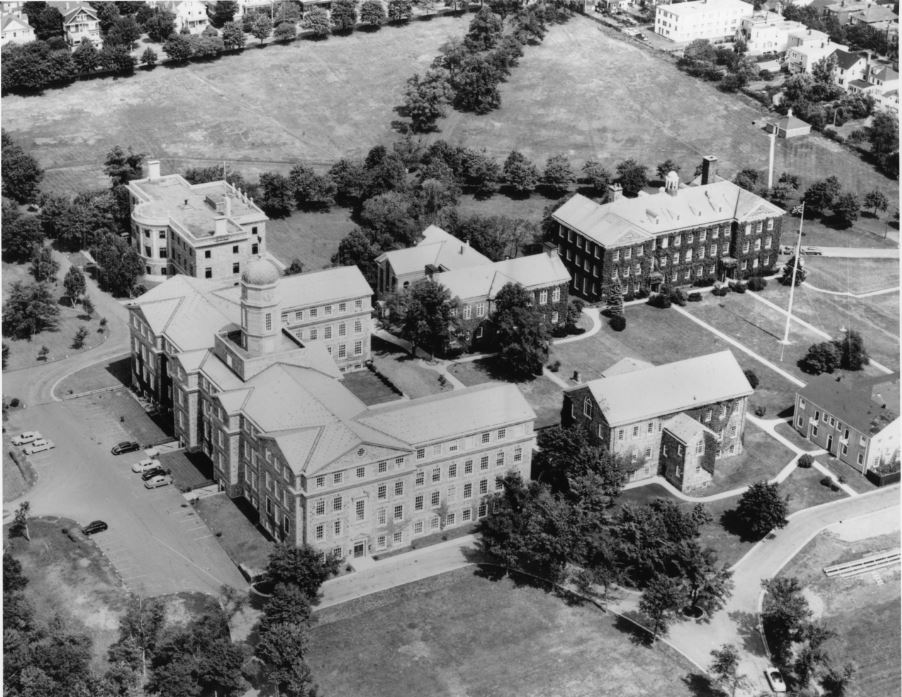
[825,0,898,25]
[562,351,754,492]
[848,64,900,110]
[0,12,35,46]
[157,0,210,34]
[551,156,785,303]
[831,48,870,86]
[785,28,847,72]
[737,12,810,55]
[655,0,754,42]
[62,2,100,46]
[793,373,900,474]
[127,160,270,281]
[128,259,536,559]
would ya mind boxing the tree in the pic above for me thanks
[2,281,60,338]
[581,160,611,196]
[2,133,44,203]
[140,46,158,68]
[257,172,293,217]
[103,145,145,187]
[63,266,87,305]
[656,159,681,181]
[831,192,860,228]
[761,576,812,664]
[780,254,807,286]
[800,341,841,374]
[264,544,340,600]
[108,596,166,677]
[92,233,144,297]
[863,189,889,215]
[822,662,857,697]
[72,38,99,73]
[284,258,304,275]
[803,176,842,217]
[677,541,733,614]
[794,621,837,688]
[868,110,898,158]
[387,0,414,23]
[143,8,176,42]
[288,163,336,210]
[29,246,58,283]
[396,278,460,357]
[542,155,575,197]
[254,621,314,697]
[81,295,95,316]
[403,69,453,133]
[503,151,539,195]
[615,159,648,197]
[332,228,380,287]
[451,55,502,114]
[210,0,238,27]
[258,582,312,636]
[459,147,501,197]
[743,368,759,389]
[221,20,246,49]
[330,0,358,32]
[709,644,746,697]
[303,7,331,37]
[491,282,549,379]
[532,425,625,500]
[639,574,683,640]
[2,343,8,370]
[273,20,297,42]
[465,6,503,51]
[734,481,788,539]
[2,215,45,263]
[11,501,31,541]
[328,158,369,204]
[605,280,624,319]
[250,13,273,43]
[836,328,869,370]
[449,214,533,261]
[360,0,386,27]
[106,15,141,48]
[163,34,193,64]
[99,43,136,75]
[358,191,418,245]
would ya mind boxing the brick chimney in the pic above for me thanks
[607,183,623,201]
[147,160,161,181]
[701,155,718,185]
[543,241,559,257]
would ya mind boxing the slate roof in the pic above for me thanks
[662,412,716,444]
[799,373,900,436]
[552,182,784,249]
[601,357,655,377]
[832,49,867,71]
[214,265,372,310]
[436,251,570,301]
[375,225,492,276]
[573,351,753,426]
[63,3,97,23]
[1,14,31,31]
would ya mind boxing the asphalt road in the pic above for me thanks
[810,247,899,259]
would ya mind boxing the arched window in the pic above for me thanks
[583,397,593,418]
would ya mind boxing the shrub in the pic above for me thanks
[820,476,833,487]
[798,454,814,468]
[800,341,841,374]
[648,292,672,309]
[634,288,649,299]
[609,315,626,331]
[687,292,702,302]
[548,360,561,372]
[747,276,767,291]
[744,368,759,389]
[693,276,716,287]
[550,325,568,338]
[10,398,20,408]
[754,405,766,416]
[670,288,687,306]
[623,291,635,302]
[731,282,747,294]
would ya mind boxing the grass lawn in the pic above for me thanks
[803,257,900,295]
[2,16,471,196]
[773,420,822,452]
[266,207,356,271]
[777,530,901,697]
[4,518,131,669]
[194,493,274,574]
[704,422,794,495]
[2,261,110,371]
[371,336,451,399]
[755,279,900,373]
[779,465,848,515]
[341,368,404,406]
[309,566,717,697]
[448,357,564,429]
[815,453,879,493]
[159,450,214,492]
[793,215,899,250]
[431,16,896,201]
[55,354,132,397]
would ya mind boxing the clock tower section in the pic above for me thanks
[240,258,281,356]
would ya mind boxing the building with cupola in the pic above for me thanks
[551,156,786,302]
[128,260,536,560]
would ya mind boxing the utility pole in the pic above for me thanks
[779,203,805,361]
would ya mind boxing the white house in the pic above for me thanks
[655,0,754,43]
[737,12,810,55]
[62,2,101,47]
[785,28,847,73]
[0,12,35,46]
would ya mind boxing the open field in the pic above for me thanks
[448,357,563,428]
[793,216,899,249]
[266,207,356,273]
[433,16,897,200]
[803,257,900,295]
[2,16,471,195]
[2,261,109,371]
[309,566,716,697]
[777,529,901,697]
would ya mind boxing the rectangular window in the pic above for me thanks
[378,461,388,473]
[325,305,332,315]
[448,463,457,479]
[495,452,504,467]
[552,287,561,302]
[481,432,491,444]
[315,500,325,515]
[464,460,473,474]
[478,502,488,517]
[417,448,426,460]
[415,495,424,511]
[430,516,440,530]
[310,308,318,318]
[332,496,342,511]
[333,520,341,536]
[316,476,326,488]
[356,466,365,478]
[205,267,212,279]
[476,303,486,318]
[432,467,440,482]
[462,508,472,522]
[324,326,332,340]
[415,471,424,486]
[356,499,365,520]
[431,491,440,507]
[378,508,386,525]
[378,484,387,500]
[333,472,342,484]
[394,481,404,496]
[395,457,405,465]
[538,290,548,305]
[446,513,456,526]
[338,323,346,337]
[514,447,523,462]
[632,425,639,437]
[464,483,473,499]
[315,524,324,540]
[480,456,489,470]
[394,505,403,520]
[479,479,488,494]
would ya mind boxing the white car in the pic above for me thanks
[131,458,162,473]
[765,667,787,693]
[144,474,173,489]
[24,439,55,455]
[11,431,42,446]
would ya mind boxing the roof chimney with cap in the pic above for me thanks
[543,241,559,257]
[147,160,161,181]
[701,155,718,186]
[607,183,623,202]
[214,216,227,236]
[224,194,232,218]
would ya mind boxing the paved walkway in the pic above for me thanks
[815,246,898,259]
[803,283,900,299]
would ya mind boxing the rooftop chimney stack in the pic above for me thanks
[543,241,559,258]
[214,216,227,236]
[224,194,232,217]
[147,160,161,181]
[607,182,623,202]
[701,155,718,186]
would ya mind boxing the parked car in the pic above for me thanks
[112,441,141,455]
[11,431,42,446]
[131,457,162,473]
[801,246,822,255]
[140,467,169,482]
[144,474,173,489]
[81,520,108,535]
[765,667,787,693]
[780,245,793,255]
[24,439,55,455]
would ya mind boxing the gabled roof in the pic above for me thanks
[573,351,754,427]
[375,225,492,276]
[871,65,899,82]
[663,412,716,444]
[799,373,899,435]
[1,14,32,32]
[602,357,655,377]
[774,112,810,131]
[831,49,867,71]
[552,183,785,249]
[359,382,535,446]
[63,3,97,23]
[436,251,570,302]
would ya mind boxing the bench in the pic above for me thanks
[823,549,900,578]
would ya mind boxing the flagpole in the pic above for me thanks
[779,203,804,360]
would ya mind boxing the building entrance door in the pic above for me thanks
[353,541,366,558]
[826,434,834,453]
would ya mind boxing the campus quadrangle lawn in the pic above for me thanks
[308,566,716,697]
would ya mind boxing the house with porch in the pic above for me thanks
[562,350,754,492]
[62,2,100,46]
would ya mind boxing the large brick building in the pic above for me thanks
[551,157,785,303]
[128,260,536,560]
[793,373,900,475]
[127,160,271,282]
[562,351,753,492]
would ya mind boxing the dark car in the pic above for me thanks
[81,520,108,535]
[111,441,141,455]
[141,466,169,481]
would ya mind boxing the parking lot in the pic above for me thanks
[4,394,247,597]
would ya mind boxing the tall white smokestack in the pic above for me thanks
[767,128,777,190]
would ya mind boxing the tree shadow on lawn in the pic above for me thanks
[728,610,768,657]
[719,507,764,544]
[613,610,655,646]
[681,672,718,697]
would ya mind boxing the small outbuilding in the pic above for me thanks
[767,108,812,138]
